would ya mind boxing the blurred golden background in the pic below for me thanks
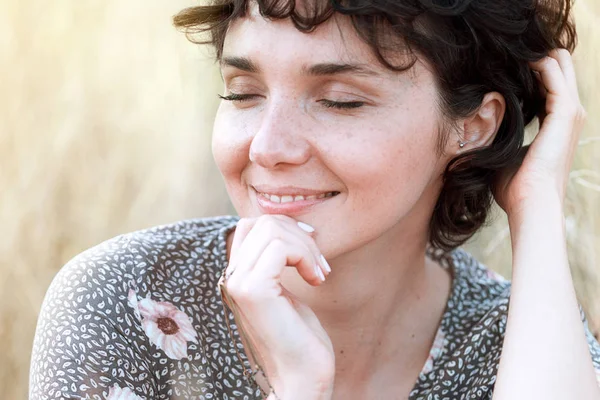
[1,0,598,398]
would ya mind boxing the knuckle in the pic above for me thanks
[256,214,270,222]
[557,48,571,57]
[544,57,559,69]
[274,214,296,224]
[223,273,240,292]
[226,278,252,301]
[576,109,587,127]
[257,215,280,231]
[235,283,255,302]
[269,238,287,252]
[257,214,277,223]
[237,218,253,229]
[552,48,566,58]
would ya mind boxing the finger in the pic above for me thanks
[529,56,569,99]
[267,215,331,276]
[226,274,314,373]
[249,237,325,292]
[236,241,324,350]
[548,48,579,103]
[226,238,324,363]
[228,217,282,279]
[240,215,327,276]
[234,292,311,370]
[228,217,324,285]
[226,218,257,276]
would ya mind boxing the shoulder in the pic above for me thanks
[50,215,239,290]
[427,246,512,357]
[39,215,240,328]
[446,248,511,352]
[415,247,511,399]
[429,246,511,318]
[417,247,600,398]
[445,247,511,340]
[30,216,244,399]
[448,247,511,306]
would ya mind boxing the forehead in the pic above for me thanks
[222,4,412,76]
[227,14,361,58]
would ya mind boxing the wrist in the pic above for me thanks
[506,193,564,226]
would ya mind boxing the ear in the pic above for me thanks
[455,92,506,153]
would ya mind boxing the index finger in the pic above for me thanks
[548,48,579,103]
[226,218,257,278]
[529,56,569,99]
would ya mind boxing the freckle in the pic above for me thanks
[340,350,344,354]
[411,333,415,339]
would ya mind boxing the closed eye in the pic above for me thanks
[318,99,365,109]
[219,93,366,110]
[218,93,259,102]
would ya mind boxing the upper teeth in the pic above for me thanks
[259,192,336,203]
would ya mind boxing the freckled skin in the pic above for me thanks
[208,6,513,395]
[212,12,456,261]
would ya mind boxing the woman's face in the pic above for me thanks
[213,9,456,258]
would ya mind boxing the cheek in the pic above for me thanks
[324,114,441,211]
[212,109,253,208]
[349,142,435,199]
[212,108,249,177]
[313,128,442,258]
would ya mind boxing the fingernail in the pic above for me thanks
[315,264,325,281]
[320,255,331,273]
[297,221,315,233]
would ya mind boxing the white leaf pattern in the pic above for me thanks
[29,216,600,399]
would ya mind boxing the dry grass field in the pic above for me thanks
[1,0,598,398]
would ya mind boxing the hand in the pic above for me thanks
[220,215,335,399]
[492,49,587,216]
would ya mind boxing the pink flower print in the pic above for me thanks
[420,327,447,375]
[128,289,198,360]
[485,268,507,282]
[106,384,144,400]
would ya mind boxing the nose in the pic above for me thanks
[249,103,311,169]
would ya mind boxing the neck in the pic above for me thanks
[280,218,452,391]
[282,221,430,321]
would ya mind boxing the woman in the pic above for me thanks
[30,0,600,398]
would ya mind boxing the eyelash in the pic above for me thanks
[218,93,365,109]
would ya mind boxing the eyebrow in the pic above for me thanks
[220,56,381,77]
[221,56,260,73]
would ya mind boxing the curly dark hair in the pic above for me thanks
[173,0,577,251]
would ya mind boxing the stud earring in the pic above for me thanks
[458,140,466,148]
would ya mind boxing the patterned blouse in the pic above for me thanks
[30,216,600,400]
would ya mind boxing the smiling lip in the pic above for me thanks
[252,185,339,215]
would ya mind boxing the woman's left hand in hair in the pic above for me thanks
[492,49,586,217]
